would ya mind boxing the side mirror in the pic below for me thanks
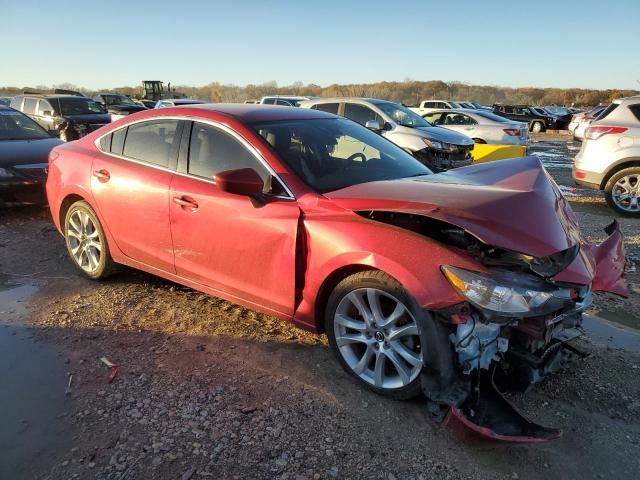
[42,110,53,117]
[365,120,381,131]
[214,168,264,196]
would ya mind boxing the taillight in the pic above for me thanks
[503,128,521,136]
[584,126,628,140]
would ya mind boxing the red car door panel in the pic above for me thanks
[90,119,183,273]
[91,156,175,272]
[170,175,299,316]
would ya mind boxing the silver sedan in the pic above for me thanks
[422,109,529,145]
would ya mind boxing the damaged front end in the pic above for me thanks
[337,157,629,442]
[413,220,626,442]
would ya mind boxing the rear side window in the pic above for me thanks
[597,103,618,120]
[111,127,126,155]
[122,120,180,168]
[311,103,339,114]
[262,98,276,105]
[276,99,293,106]
[23,98,38,114]
[97,127,127,155]
[629,104,640,122]
[188,122,269,181]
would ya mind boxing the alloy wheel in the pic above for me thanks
[333,288,422,390]
[66,210,103,273]
[612,174,640,212]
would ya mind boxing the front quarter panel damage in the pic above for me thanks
[292,209,483,332]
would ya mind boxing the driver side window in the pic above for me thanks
[343,103,384,127]
[188,122,270,182]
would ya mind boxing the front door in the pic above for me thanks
[169,121,299,316]
[91,119,183,273]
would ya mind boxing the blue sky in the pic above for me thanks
[3,0,639,90]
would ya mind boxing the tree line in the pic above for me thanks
[2,80,638,107]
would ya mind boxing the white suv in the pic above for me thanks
[573,96,640,215]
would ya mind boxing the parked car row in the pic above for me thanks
[568,105,607,140]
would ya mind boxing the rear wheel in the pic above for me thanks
[64,201,118,279]
[604,167,640,216]
[325,271,423,400]
[530,121,544,133]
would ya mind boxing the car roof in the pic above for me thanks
[18,94,89,100]
[613,95,640,106]
[178,103,336,122]
[162,98,205,103]
[299,97,392,105]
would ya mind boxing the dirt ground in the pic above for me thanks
[1,135,640,480]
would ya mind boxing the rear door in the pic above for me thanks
[91,119,184,272]
[441,112,478,137]
[169,120,300,316]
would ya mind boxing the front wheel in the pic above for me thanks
[325,271,424,400]
[64,200,118,279]
[604,167,640,216]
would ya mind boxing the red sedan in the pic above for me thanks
[46,104,627,440]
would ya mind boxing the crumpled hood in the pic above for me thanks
[411,125,474,146]
[325,156,580,259]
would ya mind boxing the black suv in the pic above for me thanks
[93,93,147,116]
[10,93,111,141]
[492,104,559,133]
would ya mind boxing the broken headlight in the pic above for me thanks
[441,266,572,318]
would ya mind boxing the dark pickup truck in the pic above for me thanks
[492,104,560,133]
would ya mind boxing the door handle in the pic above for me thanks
[93,169,110,182]
[173,196,199,210]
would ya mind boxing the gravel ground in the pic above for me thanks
[1,136,640,480]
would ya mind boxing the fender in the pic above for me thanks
[293,214,484,331]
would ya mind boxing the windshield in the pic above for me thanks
[252,118,431,193]
[107,95,138,106]
[59,97,105,115]
[0,109,50,140]
[374,101,432,127]
[545,106,570,116]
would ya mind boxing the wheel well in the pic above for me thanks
[59,194,85,228]
[313,265,376,334]
[600,160,640,190]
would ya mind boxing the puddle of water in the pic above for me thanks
[0,285,74,479]
[582,315,640,353]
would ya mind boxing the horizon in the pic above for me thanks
[3,0,640,91]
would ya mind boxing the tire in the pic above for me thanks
[325,271,424,400]
[472,138,486,144]
[530,121,544,133]
[64,200,119,279]
[604,167,640,217]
